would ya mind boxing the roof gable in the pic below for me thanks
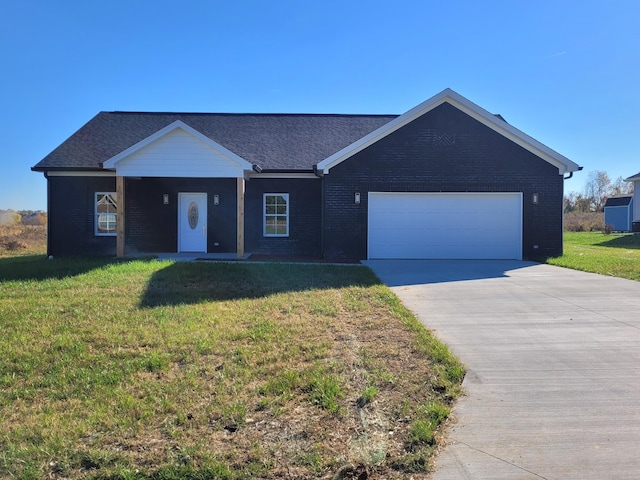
[32,113,396,172]
[316,88,580,175]
[102,120,253,177]
[625,171,640,182]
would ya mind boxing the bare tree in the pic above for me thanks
[609,176,634,197]
[564,191,593,213]
[578,170,634,212]
[584,170,611,211]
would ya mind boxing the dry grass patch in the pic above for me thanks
[0,257,463,479]
[563,211,604,232]
[0,224,46,256]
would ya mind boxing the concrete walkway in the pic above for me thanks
[363,260,640,480]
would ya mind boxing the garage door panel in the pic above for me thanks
[368,192,522,259]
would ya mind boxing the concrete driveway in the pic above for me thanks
[363,260,640,480]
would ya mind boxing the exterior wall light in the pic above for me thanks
[163,193,169,205]
[532,192,539,205]
[355,192,361,204]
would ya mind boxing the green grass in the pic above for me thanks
[547,232,640,280]
[0,255,463,479]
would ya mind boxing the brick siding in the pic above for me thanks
[245,178,322,256]
[322,102,564,260]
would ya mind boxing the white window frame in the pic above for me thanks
[95,192,117,236]
[263,193,289,237]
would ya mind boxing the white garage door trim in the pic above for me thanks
[367,192,522,260]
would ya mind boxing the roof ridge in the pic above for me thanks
[106,111,399,117]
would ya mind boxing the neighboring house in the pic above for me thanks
[32,89,581,260]
[624,172,640,232]
[604,196,634,232]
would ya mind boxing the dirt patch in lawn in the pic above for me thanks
[248,253,360,264]
[1,261,463,479]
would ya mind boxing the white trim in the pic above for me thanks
[48,171,116,177]
[624,174,640,182]
[95,192,118,236]
[263,193,289,237]
[46,170,319,180]
[102,120,253,172]
[249,172,319,179]
[633,184,640,222]
[367,191,523,260]
[604,204,631,209]
[604,205,631,211]
[316,88,580,176]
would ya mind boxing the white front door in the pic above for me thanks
[178,193,207,252]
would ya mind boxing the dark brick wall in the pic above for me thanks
[48,176,238,256]
[49,175,321,257]
[48,102,565,260]
[245,178,322,256]
[322,102,565,260]
[125,177,237,254]
[48,176,118,256]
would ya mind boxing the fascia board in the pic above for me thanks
[45,171,116,177]
[102,120,253,170]
[624,174,640,182]
[248,172,318,179]
[317,88,581,175]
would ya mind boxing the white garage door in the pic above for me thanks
[368,192,522,260]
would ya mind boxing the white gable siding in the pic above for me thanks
[114,129,245,178]
[634,182,640,222]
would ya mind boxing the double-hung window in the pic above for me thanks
[263,193,289,237]
[95,192,117,236]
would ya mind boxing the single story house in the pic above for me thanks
[603,196,634,232]
[32,88,581,261]
[624,172,640,232]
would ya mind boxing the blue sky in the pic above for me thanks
[1,0,638,210]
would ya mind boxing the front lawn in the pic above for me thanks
[0,256,463,479]
[547,232,640,281]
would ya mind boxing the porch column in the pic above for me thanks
[237,177,245,258]
[116,175,125,257]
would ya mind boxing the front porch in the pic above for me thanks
[101,120,254,259]
[114,176,247,259]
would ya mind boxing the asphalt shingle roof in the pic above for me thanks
[32,112,398,171]
[604,196,633,207]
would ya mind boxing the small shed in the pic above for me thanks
[604,196,634,232]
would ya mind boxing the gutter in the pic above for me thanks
[564,166,583,180]
[31,166,106,173]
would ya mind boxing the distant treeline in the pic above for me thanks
[0,209,47,226]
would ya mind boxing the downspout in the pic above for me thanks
[564,166,583,180]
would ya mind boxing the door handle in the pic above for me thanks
[203,223,207,236]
